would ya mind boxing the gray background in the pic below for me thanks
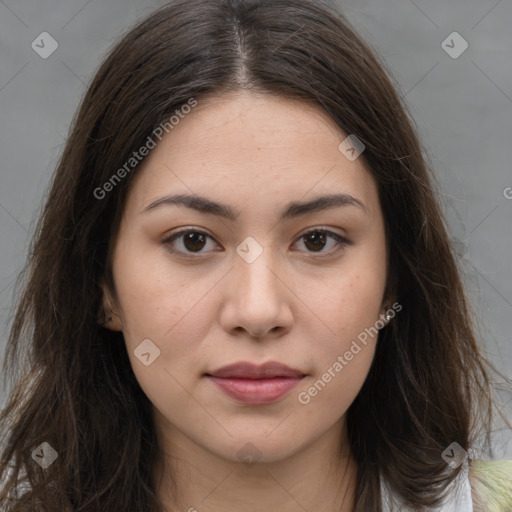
[1,0,511,457]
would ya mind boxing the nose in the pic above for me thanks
[219,244,293,340]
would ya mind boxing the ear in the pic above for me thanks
[98,278,123,331]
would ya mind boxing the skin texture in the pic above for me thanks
[102,91,390,511]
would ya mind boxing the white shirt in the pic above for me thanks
[380,458,473,511]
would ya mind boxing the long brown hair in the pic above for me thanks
[1,0,509,510]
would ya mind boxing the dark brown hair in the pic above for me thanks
[1,0,509,510]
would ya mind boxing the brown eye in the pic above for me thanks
[294,228,351,255]
[303,231,327,252]
[163,229,218,255]
[182,232,207,252]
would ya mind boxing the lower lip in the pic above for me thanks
[207,376,303,404]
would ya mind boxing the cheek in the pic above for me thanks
[111,239,221,382]
[113,249,216,416]
[313,253,387,349]
[297,345,375,434]
[295,271,384,416]
[299,245,386,400]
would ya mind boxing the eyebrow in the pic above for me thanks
[141,192,368,221]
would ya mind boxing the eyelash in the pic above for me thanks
[162,227,351,258]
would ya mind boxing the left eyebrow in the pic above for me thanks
[140,192,369,220]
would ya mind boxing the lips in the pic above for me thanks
[208,361,304,379]
[206,362,305,404]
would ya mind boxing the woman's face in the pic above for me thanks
[104,91,389,464]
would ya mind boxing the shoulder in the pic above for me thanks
[469,459,512,512]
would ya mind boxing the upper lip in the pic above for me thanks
[207,361,305,379]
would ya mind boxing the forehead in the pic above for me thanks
[152,91,347,165]
[125,91,381,219]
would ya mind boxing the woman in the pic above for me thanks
[0,0,511,510]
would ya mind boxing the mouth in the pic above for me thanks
[205,361,306,405]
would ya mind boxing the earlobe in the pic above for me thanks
[380,297,398,325]
[378,307,392,325]
[98,280,123,331]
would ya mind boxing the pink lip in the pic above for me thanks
[206,361,305,404]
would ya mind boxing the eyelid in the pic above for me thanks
[162,226,351,257]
